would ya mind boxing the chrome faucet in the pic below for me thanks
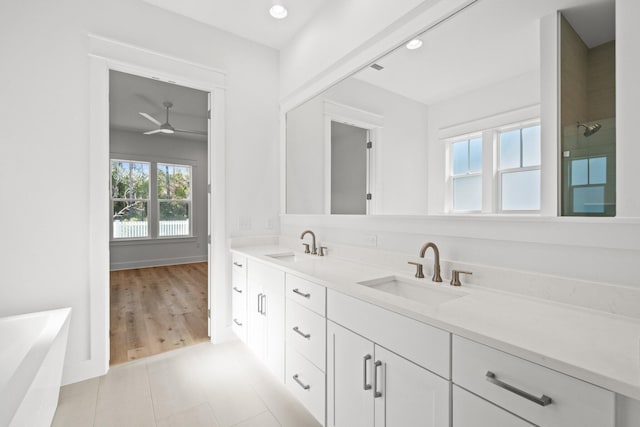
[419,242,443,282]
[300,230,317,255]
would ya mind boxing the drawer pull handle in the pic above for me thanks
[373,360,383,398]
[292,288,311,299]
[257,293,263,314]
[293,326,311,339]
[261,294,267,316]
[233,262,243,268]
[293,374,310,390]
[233,318,243,326]
[363,354,372,390]
[485,371,552,407]
[232,286,243,294]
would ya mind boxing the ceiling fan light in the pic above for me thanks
[270,4,288,19]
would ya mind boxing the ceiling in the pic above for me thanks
[141,0,330,49]
[109,71,208,141]
[353,0,614,106]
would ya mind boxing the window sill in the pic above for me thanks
[110,236,198,246]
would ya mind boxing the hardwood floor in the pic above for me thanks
[109,262,209,365]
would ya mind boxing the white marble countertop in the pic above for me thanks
[231,245,640,400]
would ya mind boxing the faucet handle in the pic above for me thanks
[302,243,310,254]
[450,270,472,286]
[318,246,328,257]
[408,262,425,279]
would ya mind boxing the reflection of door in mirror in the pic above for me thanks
[560,8,616,216]
[330,121,370,215]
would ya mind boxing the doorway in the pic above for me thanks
[108,70,210,364]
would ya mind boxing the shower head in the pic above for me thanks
[577,122,602,137]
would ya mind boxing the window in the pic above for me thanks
[110,159,193,240]
[451,137,482,211]
[157,163,192,237]
[111,160,150,238]
[570,156,607,213]
[498,124,541,211]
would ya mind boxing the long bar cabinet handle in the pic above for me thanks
[257,293,263,314]
[363,354,372,390]
[485,371,552,407]
[293,326,311,339]
[292,288,311,299]
[261,294,267,316]
[373,360,383,398]
[293,374,310,390]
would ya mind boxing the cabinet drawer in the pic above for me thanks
[286,346,325,426]
[327,289,450,378]
[453,385,534,427]
[231,254,247,290]
[452,336,614,427]
[286,274,326,316]
[231,288,246,342]
[286,299,326,370]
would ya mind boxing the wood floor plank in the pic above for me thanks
[109,263,209,365]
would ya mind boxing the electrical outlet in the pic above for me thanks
[364,234,377,247]
[266,217,277,230]
[239,217,252,232]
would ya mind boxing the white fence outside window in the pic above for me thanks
[113,220,189,238]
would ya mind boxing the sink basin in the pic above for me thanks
[358,276,466,306]
[266,252,302,263]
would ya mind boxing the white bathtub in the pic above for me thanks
[0,308,71,427]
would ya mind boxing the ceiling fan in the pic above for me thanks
[139,101,206,136]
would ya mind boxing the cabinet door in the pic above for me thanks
[246,277,264,359]
[264,267,285,382]
[327,321,375,427]
[374,346,450,427]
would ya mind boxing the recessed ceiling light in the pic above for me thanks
[269,4,288,19]
[406,39,423,50]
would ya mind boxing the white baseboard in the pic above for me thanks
[110,255,208,271]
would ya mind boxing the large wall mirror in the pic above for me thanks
[285,0,615,216]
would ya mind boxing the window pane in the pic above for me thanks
[453,176,482,211]
[158,164,191,200]
[452,141,469,175]
[469,137,482,173]
[112,201,148,238]
[571,159,588,186]
[111,161,149,199]
[589,157,607,184]
[500,129,521,170]
[501,170,540,211]
[159,201,190,237]
[573,186,605,213]
[522,125,541,167]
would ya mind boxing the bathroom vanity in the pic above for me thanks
[230,244,640,427]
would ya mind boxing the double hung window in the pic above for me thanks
[451,137,482,212]
[498,124,541,211]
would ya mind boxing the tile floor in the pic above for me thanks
[52,341,321,427]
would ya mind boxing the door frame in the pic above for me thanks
[87,34,228,380]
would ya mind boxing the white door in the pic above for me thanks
[207,93,213,337]
[264,268,285,381]
[327,321,375,427]
[374,345,450,427]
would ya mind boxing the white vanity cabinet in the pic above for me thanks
[230,254,247,342]
[284,274,327,425]
[452,336,615,427]
[247,260,285,382]
[327,289,450,427]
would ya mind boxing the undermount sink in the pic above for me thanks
[358,276,467,306]
[266,252,303,263]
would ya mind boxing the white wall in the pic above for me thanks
[286,77,429,215]
[109,129,208,270]
[0,0,279,383]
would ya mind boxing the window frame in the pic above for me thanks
[110,159,151,240]
[496,121,542,214]
[156,162,193,238]
[110,156,196,242]
[449,135,483,213]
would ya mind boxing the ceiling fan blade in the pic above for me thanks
[139,112,162,126]
[144,129,164,135]
[175,128,207,136]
